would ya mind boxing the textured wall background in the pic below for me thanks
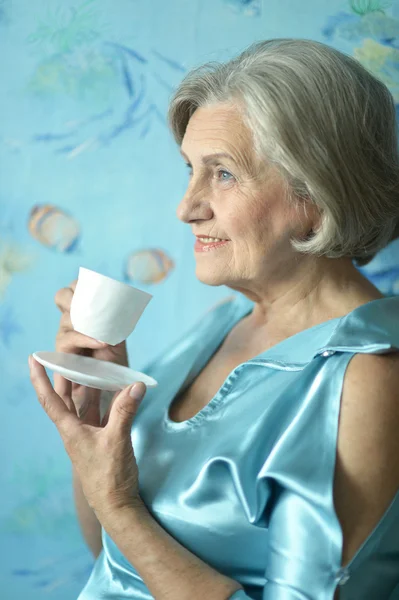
[0,1,398,598]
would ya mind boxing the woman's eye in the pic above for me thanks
[184,163,234,183]
[217,169,234,182]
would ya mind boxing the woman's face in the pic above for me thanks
[176,103,318,298]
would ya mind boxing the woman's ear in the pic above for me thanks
[297,199,321,241]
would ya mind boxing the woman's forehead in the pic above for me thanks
[185,104,247,138]
[181,105,254,163]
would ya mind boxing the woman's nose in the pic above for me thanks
[176,183,213,223]
[176,195,194,222]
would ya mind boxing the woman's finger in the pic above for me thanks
[54,372,73,401]
[101,390,121,427]
[78,387,101,424]
[68,279,78,292]
[29,356,79,432]
[54,286,74,314]
[56,330,107,353]
[60,310,72,330]
[54,280,78,314]
[54,372,72,398]
[107,383,146,437]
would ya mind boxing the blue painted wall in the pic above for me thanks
[1,1,398,597]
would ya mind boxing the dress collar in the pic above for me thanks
[231,294,399,368]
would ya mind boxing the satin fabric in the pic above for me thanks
[78,293,399,600]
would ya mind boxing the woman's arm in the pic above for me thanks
[73,466,103,558]
[71,390,117,558]
[332,352,399,567]
[100,501,244,600]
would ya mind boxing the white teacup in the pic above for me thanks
[70,267,153,345]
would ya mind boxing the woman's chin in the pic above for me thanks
[195,268,227,287]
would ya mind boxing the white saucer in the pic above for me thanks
[33,351,158,392]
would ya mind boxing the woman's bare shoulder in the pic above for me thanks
[333,350,399,566]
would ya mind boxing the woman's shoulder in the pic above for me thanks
[322,295,399,357]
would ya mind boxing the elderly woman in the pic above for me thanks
[29,38,399,600]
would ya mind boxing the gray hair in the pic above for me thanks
[167,38,399,267]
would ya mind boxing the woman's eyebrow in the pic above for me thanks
[180,150,237,165]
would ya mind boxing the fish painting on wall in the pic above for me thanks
[323,1,399,102]
[125,248,175,285]
[0,242,33,299]
[223,0,262,17]
[28,205,80,253]
[23,0,186,159]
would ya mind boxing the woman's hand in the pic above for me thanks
[29,355,147,517]
[54,279,129,426]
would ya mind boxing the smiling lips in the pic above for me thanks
[194,237,230,252]
[197,236,229,243]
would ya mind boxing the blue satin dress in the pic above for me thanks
[78,293,399,600]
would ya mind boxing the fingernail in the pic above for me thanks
[28,355,33,369]
[129,382,145,400]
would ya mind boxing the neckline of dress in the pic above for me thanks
[163,294,370,430]
[163,293,398,430]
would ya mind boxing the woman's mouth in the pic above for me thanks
[194,237,230,252]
